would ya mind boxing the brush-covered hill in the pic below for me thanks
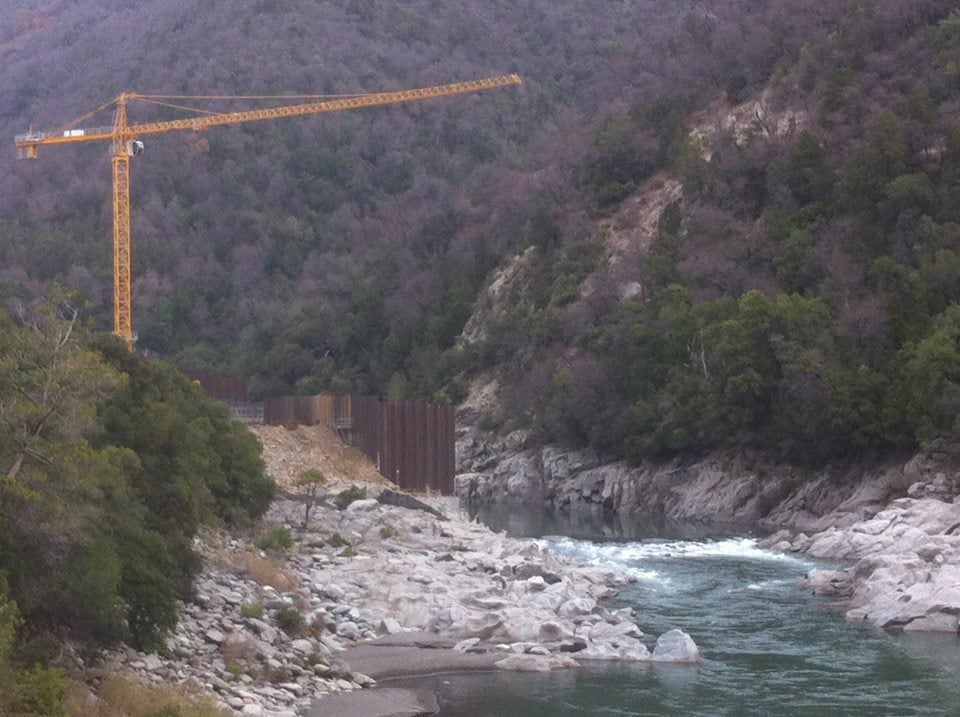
[466,1,960,467]
[1,0,835,395]
[6,0,960,468]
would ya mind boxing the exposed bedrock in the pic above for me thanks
[457,427,957,534]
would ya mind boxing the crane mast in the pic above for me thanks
[112,97,134,345]
[15,74,522,349]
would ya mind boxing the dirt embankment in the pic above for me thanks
[250,424,391,492]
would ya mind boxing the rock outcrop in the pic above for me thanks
[765,491,960,633]
[456,421,960,535]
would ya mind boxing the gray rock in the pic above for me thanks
[558,637,588,653]
[529,591,565,612]
[379,618,403,635]
[278,682,304,697]
[525,576,547,592]
[557,597,595,618]
[377,489,447,519]
[290,639,315,655]
[588,621,642,642]
[223,591,244,606]
[537,621,574,642]
[804,570,853,597]
[494,654,577,672]
[317,583,346,601]
[142,654,164,671]
[352,672,376,687]
[902,612,959,632]
[651,629,700,662]
[453,637,481,653]
[429,605,468,633]
[514,562,562,584]
[320,635,345,653]
[337,621,360,640]
[345,499,380,512]
[204,629,226,644]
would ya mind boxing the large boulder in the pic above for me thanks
[651,629,700,663]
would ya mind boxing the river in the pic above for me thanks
[392,506,960,716]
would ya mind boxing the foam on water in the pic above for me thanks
[541,535,807,569]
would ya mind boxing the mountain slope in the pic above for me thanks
[1,0,837,397]
[465,0,960,466]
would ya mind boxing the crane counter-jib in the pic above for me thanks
[16,127,115,146]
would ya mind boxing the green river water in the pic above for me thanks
[392,507,960,717]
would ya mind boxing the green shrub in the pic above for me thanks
[256,526,293,553]
[239,602,265,620]
[7,665,66,717]
[274,608,304,635]
[379,525,398,539]
[0,583,66,717]
[334,486,366,510]
[296,469,328,529]
[326,533,349,548]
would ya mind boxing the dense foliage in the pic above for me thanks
[490,1,960,465]
[4,0,960,470]
[0,298,273,664]
[0,0,840,399]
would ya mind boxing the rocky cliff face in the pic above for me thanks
[452,91,838,528]
[456,415,959,534]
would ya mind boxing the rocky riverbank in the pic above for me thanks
[763,479,960,634]
[456,397,960,637]
[95,487,699,716]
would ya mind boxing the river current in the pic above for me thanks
[394,507,960,716]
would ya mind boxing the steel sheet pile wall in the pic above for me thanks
[376,400,456,495]
[264,393,455,494]
[345,395,381,462]
[264,394,336,426]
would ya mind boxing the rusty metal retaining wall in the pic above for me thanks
[263,395,325,426]
[263,393,455,495]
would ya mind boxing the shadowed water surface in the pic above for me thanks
[392,505,960,716]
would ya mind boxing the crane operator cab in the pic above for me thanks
[126,140,144,156]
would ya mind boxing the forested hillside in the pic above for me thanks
[4,0,960,468]
[483,1,960,466]
[1,0,837,397]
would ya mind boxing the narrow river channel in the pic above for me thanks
[394,506,960,716]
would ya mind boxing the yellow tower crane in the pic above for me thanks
[15,74,522,349]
